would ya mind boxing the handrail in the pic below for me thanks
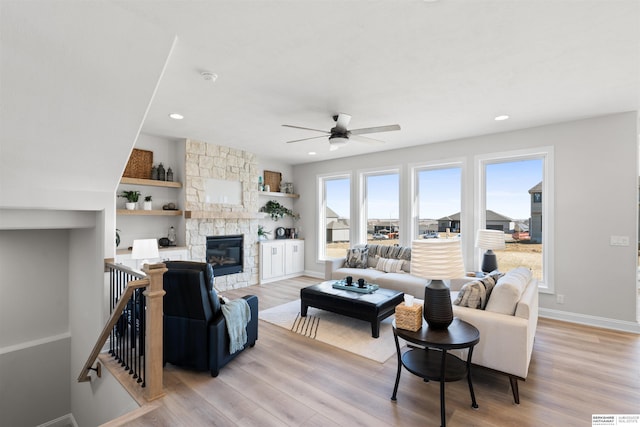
[105,262,147,279]
[78,262,167,401]
[77,277,149,382]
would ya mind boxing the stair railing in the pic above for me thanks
[78,262,167,402]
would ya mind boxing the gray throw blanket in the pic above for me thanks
[221,298,251,354]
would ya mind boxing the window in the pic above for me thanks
[363,171,400,246]
[415,165,462,240]
[478,148,554,291]
[318,174,351,259]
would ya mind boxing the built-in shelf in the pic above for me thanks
[120,177,182,188]
[259,191,299,199]
[117,209,183,216]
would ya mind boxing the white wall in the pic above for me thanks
[69,222,139,427]
[293,113,639,330]
[0,230,71,427]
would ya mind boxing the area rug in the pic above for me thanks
[258,299,397,363]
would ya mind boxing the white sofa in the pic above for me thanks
[450,268,538,404]
[325,245,538,403]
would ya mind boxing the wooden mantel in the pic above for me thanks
[184,211,266,220]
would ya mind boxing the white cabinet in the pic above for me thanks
[260,241,285,282]
[285,240,304,275]
[116,247,188,270]
[260,239,304,283]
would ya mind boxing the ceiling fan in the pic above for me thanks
[283,113,400,151]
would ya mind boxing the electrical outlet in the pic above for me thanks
[556,294,564,304]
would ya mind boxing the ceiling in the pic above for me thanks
[121,1,640,165]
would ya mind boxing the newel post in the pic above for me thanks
[142,263,167,401]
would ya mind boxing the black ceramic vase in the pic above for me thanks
[423,279,453,329]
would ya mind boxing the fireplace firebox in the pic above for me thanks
[206,235,243,277]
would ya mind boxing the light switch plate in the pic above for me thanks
[610,235,630,246]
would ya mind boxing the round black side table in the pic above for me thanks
[391,317,480,427]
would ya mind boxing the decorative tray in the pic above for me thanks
[332,281,379,294]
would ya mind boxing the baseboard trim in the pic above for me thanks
[303,270,324,279]
[37,413,78,427]
[539,308,640,334]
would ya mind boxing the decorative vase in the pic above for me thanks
[125,202,136,210]
[143,201,152,210]
[157,163,165,181]
[423,279,453,329]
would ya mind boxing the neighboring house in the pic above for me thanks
[529,181,543,243]
[327,218,350,242]
[326,206,350,242]
[437,210,511,233]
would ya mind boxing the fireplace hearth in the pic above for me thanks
[206,235,243,277]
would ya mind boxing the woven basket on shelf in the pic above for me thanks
[395,302,423,332]
[123,149,153,179]
[263,170,282,192]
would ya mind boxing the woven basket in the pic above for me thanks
[123,149,153,179]
[395,302,423,331]
[263,170,282,192]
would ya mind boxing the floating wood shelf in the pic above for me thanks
[117,209,183,216]
[120,177,182,188]
[258,191,299,199]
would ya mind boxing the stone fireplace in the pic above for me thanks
[183,140,261,291]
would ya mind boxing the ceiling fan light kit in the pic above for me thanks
[283,113,400,151]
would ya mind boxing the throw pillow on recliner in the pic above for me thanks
[345,247,368,268]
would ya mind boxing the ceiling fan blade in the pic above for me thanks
[349,124,401,135]
[285,135,328,144]
[334,113,352,132]
[282,124,329,134]
[350,134,386,145]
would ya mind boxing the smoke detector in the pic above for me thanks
[201,71,218,82]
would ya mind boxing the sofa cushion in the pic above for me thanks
[375,257,405,273]
[345,247,368,268]
[376,273,428,297]
[485,267,532,315]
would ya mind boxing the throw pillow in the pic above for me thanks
[453,275,497,309]
[375,257,405,273]
[453,280,484,309]
[345,247,368,268]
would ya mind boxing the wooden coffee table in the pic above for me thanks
[300,281,404,338]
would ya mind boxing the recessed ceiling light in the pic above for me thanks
[494,115,510,121]
[169,113,184,120]
[308,151,317,156]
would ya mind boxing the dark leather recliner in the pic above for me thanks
[162,261,258,377]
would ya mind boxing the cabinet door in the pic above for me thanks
[285,240,305,275]
[261,242,285,281]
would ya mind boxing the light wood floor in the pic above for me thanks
[106,276,640,427]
